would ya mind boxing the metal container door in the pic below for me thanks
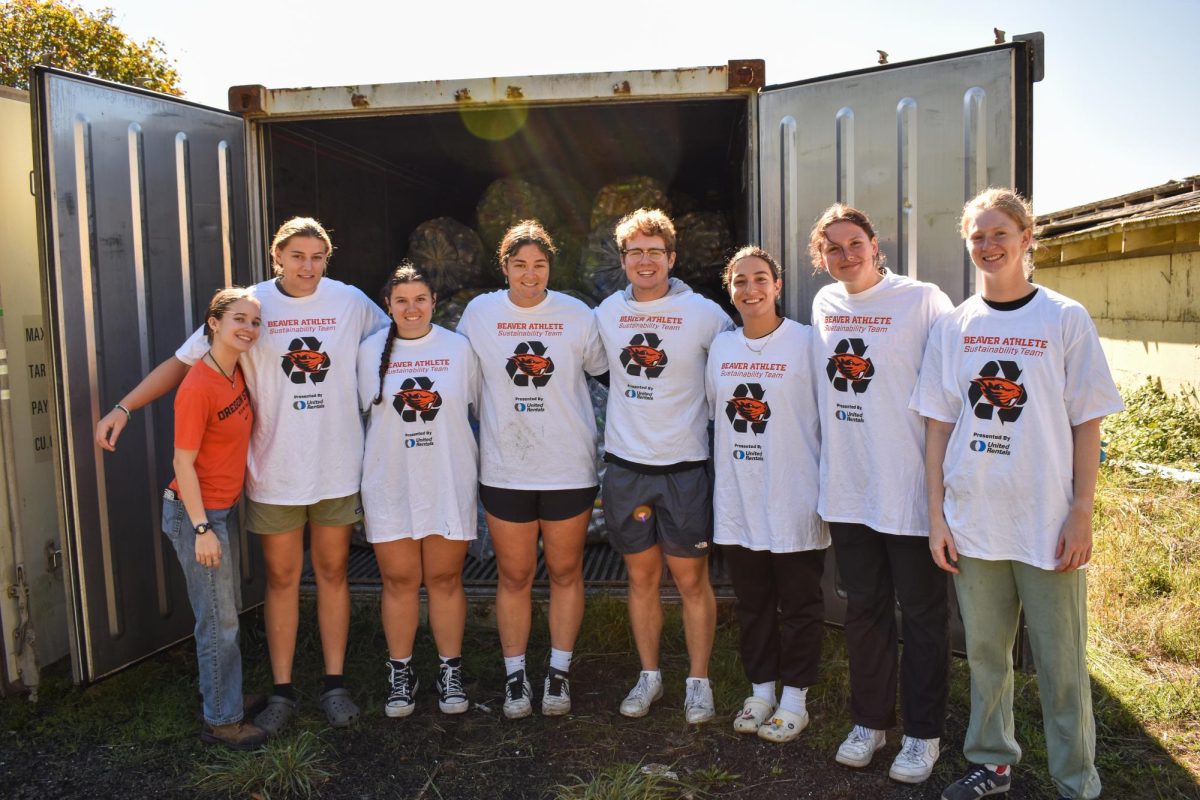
[757,42,1037,658]
[759,42,1036,319]
[31,68,259,684]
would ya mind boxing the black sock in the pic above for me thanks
[323,674,345,693]
[273,682,296,701]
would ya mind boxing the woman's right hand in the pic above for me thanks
[929,517,960,574]
[96,407,128,452]
[195,531,222,568]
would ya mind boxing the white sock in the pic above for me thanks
[751,681,777,706]
[640,669,662,684]
[779,685,808,715]
[504,654,526,677]
[549,648,572,672]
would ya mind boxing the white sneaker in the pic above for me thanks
[732,696,774,734]
[683,678,715,724]
[502,669,532,720]
[757,708,809,743]
[835,725,886,768]
[541,667,571,716]
[619,672,663,718]
[889,735,940,783]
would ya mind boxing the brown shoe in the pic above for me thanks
[201,720,268,750]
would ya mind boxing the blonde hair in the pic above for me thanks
[270,217,333,277]
[614,208,676,252]
[961,187,1036,275]
[807,203,886,274]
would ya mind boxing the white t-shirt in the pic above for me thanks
[356,325,480,543]
[597,280,734,465]
[176,277,389,505]
[457,290,607,490]
[910,288,1124,569]
[706,320,827,552]
[811,271,953,536]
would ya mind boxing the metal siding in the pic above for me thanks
[759,48,1018,321]
[238,65,747,119]
[34,70,257,683]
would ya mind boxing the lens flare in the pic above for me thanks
[632,505,652,523]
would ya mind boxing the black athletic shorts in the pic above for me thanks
[478,484,599,524]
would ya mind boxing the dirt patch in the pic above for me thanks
[0,596,1189,798]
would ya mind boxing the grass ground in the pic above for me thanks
[1,463,1197,798]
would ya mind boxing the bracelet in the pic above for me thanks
[114,403,132,420]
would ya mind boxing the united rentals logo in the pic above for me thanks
[281,337,331,385]
[826,338,874,394]
[969,360,1027,423]
[506,341,554,388]
[393,376,442,423]
[725,383,770,435]
[620,333,668,378]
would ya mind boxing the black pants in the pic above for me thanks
[830,522,949,738]
[722,545,826,689]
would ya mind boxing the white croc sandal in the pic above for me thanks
[732,696,774,734]
[757,708,809,743]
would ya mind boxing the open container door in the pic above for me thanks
[756,39,1039,657]
[31,67,261,684]
[759,39,1038,320]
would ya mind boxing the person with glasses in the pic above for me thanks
[595,208,734,725]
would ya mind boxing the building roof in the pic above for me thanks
[1036,176,1200,241]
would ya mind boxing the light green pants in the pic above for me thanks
[954,556,1101,800]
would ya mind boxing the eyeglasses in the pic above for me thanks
[622,248,670,262]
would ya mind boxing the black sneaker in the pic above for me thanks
[941,764,1012,800]
[384,661,417,719]
[542,666,571,716]
[437,658,469,715]
[502,669,532,719]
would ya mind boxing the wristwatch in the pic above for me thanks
[194,522,212,536]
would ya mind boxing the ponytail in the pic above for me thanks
[373,321,399,405]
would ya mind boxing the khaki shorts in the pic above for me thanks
[245,492,363,534]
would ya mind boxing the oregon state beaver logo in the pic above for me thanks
[620,333,668,378]
[725,383,770,435]
[506,341,554,388]
[969,360,1027,423]
[393,376,442,423]
[826,338,874,394]
[282,336,331,385]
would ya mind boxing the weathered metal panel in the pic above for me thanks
[760,47,1024,320]
[32,69,258,683]
[229,62,762,119]
[0,89,71,693]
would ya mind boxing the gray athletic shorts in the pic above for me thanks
[601,461,713,558]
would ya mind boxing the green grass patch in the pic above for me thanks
[552,760,737,800]
[193,729,333,799]
[1104,380,1200,468]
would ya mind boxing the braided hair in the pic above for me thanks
[372,261,436,406]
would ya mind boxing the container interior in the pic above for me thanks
[262,96,751,309]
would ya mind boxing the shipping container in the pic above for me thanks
[20,35,1042,685]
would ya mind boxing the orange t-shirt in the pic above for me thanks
[168,360,253,509]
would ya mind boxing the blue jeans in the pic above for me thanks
[161,491,244,726]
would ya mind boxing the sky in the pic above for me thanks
[95,0,1200,214]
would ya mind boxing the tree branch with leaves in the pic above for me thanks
[1,0,181,93]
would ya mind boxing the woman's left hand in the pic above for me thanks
[195,531,222,569]
[1054,507,1093,572]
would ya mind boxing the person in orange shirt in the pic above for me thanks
[161,287,265,750]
